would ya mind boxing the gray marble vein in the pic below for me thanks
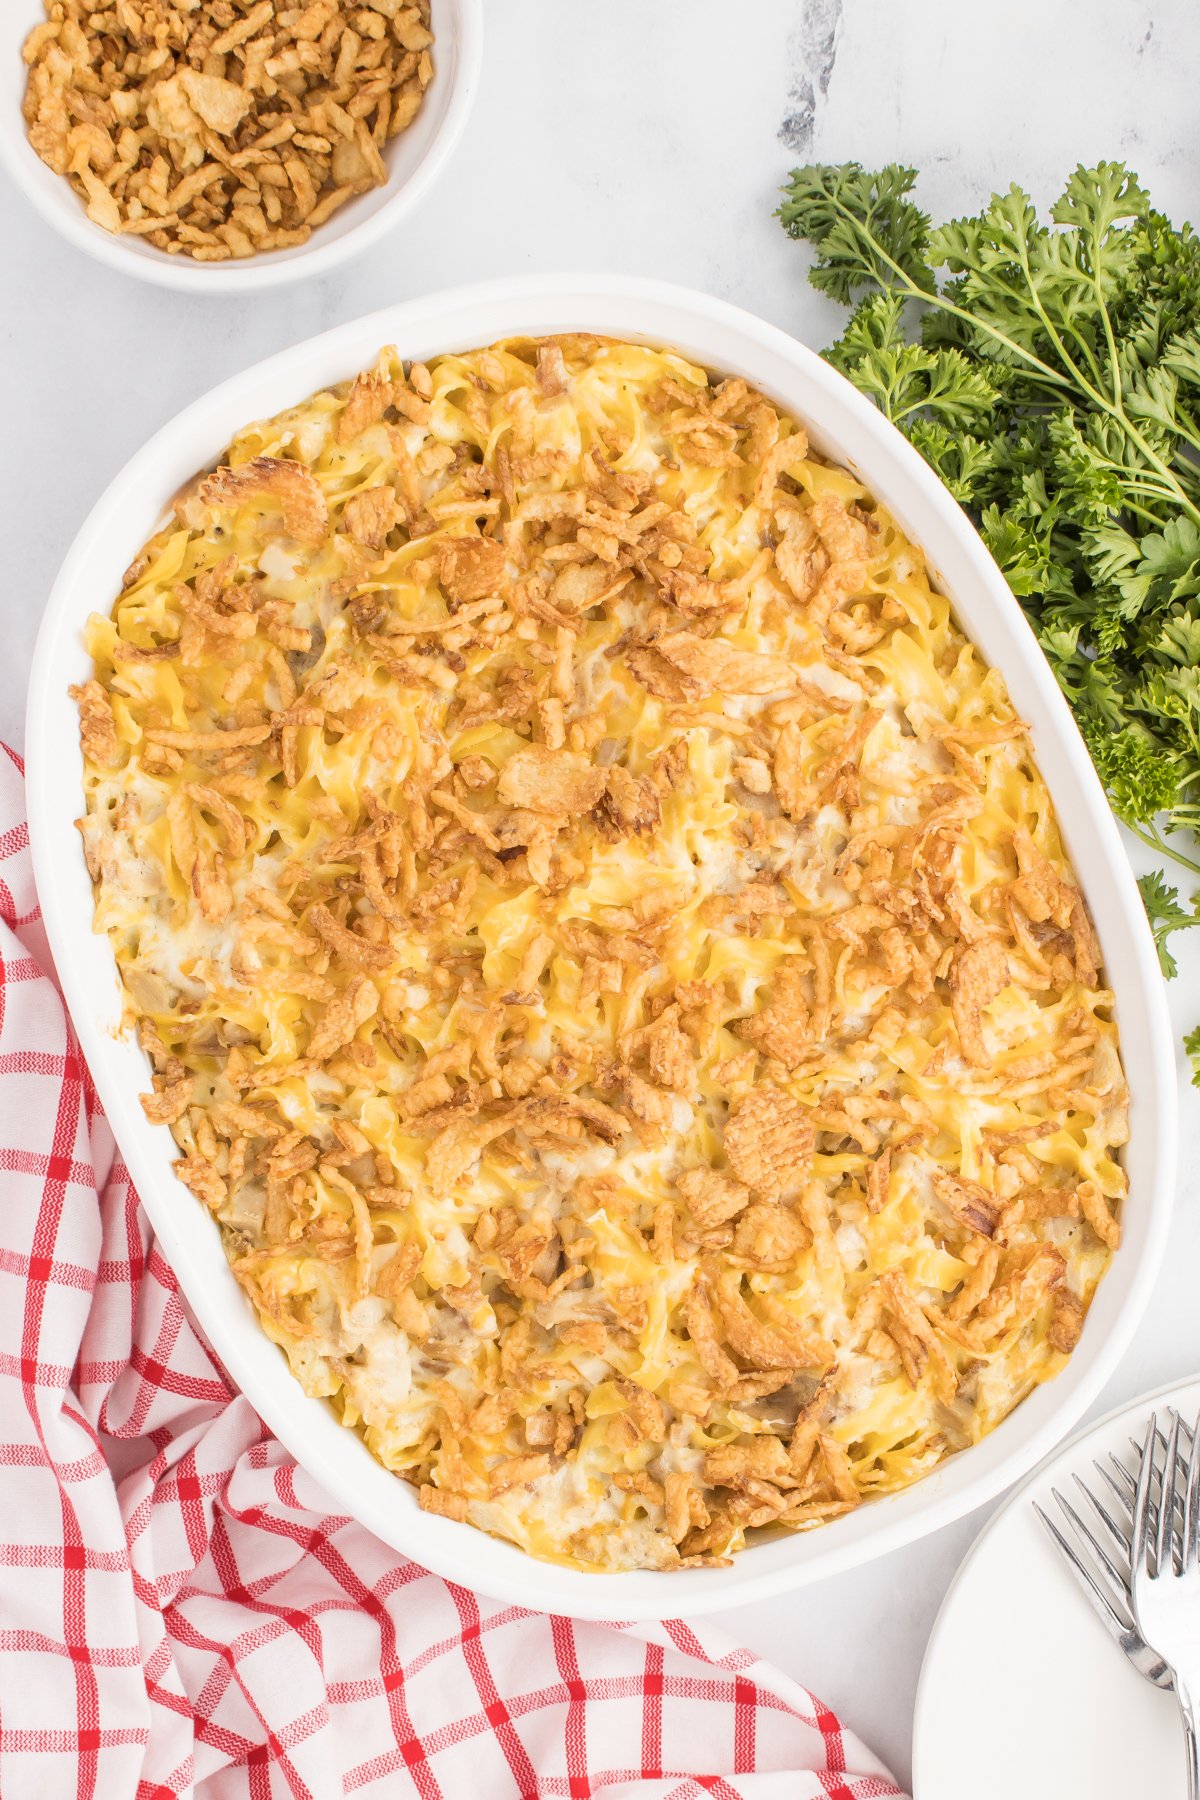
[778,0,845,155]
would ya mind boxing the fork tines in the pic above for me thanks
[1035,1449,1173,1689]
[1133,1408,1200,1582]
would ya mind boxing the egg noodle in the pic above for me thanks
[74,335,1128,1571]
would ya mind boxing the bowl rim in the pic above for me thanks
[25,274,1179,1619]
[0,0,484,293]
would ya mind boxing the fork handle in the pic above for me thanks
[1177,1680,1200,1800]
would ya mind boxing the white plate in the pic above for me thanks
[0,0,483,292]
[25,276,1178,1620]
[914,1375,1200,1799]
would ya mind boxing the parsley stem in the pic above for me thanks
[850,193,1200,533]
[918,291,1069,390]
[1165,411,1200,464]
[813,193,1075,395]
[1125,818,1200,876]
[996,235,1200,530]
[929,280,1200,530]
[1107,414,1200,527]
[1100,305,1123,410]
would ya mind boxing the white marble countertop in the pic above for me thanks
[4,1,1200,1787]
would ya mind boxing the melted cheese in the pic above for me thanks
[75,335,1128,1573]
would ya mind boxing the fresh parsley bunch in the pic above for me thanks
[779,162,1200,1065]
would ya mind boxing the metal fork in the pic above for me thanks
[1132,1410,1200,1799]
[1034,1447,1173,1688]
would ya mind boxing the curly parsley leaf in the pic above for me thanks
[826,291,999,430]
[1186,1024,1200,1089]
[1137,872,1200,978]
[905,420,999,506]
[1081,720,1180,824]
[778,163,937,304]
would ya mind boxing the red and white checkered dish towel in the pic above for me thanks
[0,746,905,1800]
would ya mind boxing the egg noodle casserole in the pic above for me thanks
[73,335,1129,1572]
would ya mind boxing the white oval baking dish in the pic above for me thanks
[25,277,1177,1621]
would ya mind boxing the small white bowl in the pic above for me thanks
[26,277,1178,1620]
[0,0,482,293]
